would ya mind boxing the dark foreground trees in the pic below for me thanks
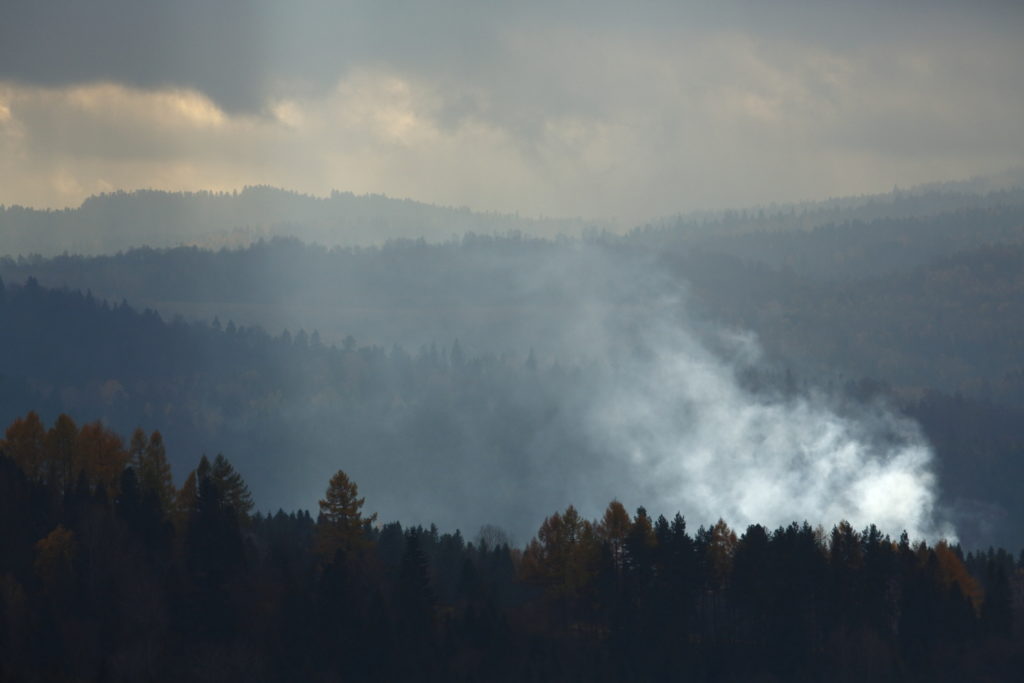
[1,412,1022,681]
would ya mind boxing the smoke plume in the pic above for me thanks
[565,249,955,541]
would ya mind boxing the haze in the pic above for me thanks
[2,1,1023,226]
[3,1,1024,547]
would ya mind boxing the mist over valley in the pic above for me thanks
[3,181,1024,548]
[3,2,1023,678]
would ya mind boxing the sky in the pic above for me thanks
[1,1,1022,226]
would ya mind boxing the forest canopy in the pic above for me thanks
[1,411,1020,681]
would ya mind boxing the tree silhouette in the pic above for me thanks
[75,420,127,493]
[210,453,253,521]
[598,500,631,573]
[132,430,176,517]
[44,414,78,495]
[2,410,46,480]
[316,470,376,559]
[2,409,1023,681]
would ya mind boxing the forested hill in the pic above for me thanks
[0,186,593,256]
[665,242,1024,399]
[2,275,1024,549]
[0,274,612,540]
[647,200,1024,281]
[4,183,1024,547]
[1,409,1022,681]
[5,220,1024,400]
[2,180,1022,259]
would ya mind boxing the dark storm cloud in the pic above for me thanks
[3,1,1019,114]
[0,0,507,113]
[2,0,273,111]
[1,1,1021,219]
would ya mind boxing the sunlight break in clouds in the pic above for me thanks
[2,2,1022,226]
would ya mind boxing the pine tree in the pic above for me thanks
[598,500,631,572]
[45,414,79,495]
[175,470,198,531]
[399,529,436,630]
[210,453,253,521]
[316,470,376,558]
[134,431,176,516]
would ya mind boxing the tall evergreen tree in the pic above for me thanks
[134,431,176,517]
[316,470,376,559]
[210,453,253,521]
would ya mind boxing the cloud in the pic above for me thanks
[0,2,1022,221]
[2,1,1018,113]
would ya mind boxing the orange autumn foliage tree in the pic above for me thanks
[597,500,631,572]
[76,420,129,493]
[3,413,129,495]
[521,505,598,597]
[933,540,983,609]
[2,411,46,480]
[628,507,657,549]
[704,518,738,589]
[316,469,377,559]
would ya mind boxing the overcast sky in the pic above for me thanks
[1,1,1022,225]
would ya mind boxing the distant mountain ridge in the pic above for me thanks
[4,169,1024,258]
[640,184,1024,241]
[0,185,598,257]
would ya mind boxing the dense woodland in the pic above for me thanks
[2,273,1024,548]
[3,184,1024,679]
[3,183,1024,547]
[1,412,1022,682]
[0,273,604,540]
[0,187,592,257]
[4,193,1024,397]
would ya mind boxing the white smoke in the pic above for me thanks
[516,242,955,542]
[582,286,956,542]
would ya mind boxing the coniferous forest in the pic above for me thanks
[3,185,1024,682]
[1,411,1022,682]
[5,2,1024,680]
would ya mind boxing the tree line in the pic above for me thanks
[1,412,1022,681]
[3,272,1024,548]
